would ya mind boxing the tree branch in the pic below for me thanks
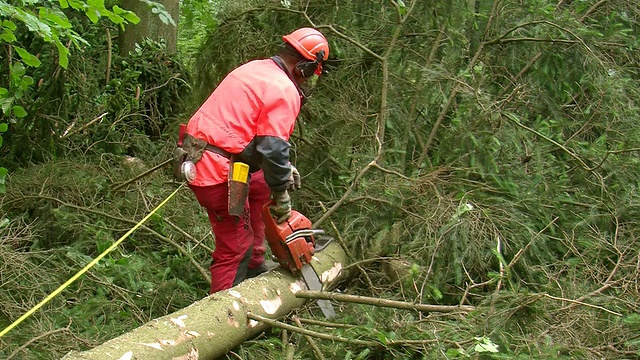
[295,291,474,313]
[485,37,579,45]
[502,112,598,173]
[292,316,326,360]
[30,194,210,283]
[247,313,378,347]
[542,293,622,316]
[579,0,609,22]
[7,323,71,360]
[111,158,172,191]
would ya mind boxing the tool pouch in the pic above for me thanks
[227,160,250,217]
[172,124,208,182]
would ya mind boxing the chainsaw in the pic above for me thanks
[262,203,336,318]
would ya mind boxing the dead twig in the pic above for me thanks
[416,87,458,167]
[560,217,623,311]
[295,317,356,329]
[312,160,376,228]
[292,315,326,360]
[142,73,188,94]
[507,217,559,270]
[542,293,622,316]
[246,312,378,347]
[112,158,172,191]
[295,291,474,313]
[105,27,112,85]
[579,0,609,22]
[61,112,108,139]
[502,112,600,173]
[318,201,376,294]
[30,194,210,283]
[7,322,72,360]
[164,218,215,254]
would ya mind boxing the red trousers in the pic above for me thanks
[189,171,271,294]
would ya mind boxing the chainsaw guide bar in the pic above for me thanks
[262,203,337,318]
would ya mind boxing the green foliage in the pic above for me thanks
[0,0,140,196]
[188,0,639,358]
[176,0,218,76]
[1,0,640,359]
[139,0,175,26]
[1,31,190,168]
[0,159,208,358]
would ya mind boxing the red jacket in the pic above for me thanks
[186,58,302,191]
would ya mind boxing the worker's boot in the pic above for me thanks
[246,259,278,279]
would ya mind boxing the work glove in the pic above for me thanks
[269,190,292,223]
[287,165,301,191]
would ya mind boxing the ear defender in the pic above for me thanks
[294,60,319,77]
[294,50,326,78]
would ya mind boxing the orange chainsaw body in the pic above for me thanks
[262,204,318,274]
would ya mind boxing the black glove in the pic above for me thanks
[269,191,291,223]
[287,165,301,191]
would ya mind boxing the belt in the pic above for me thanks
[205,143,233,159]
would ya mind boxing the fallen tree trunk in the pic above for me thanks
[62,242,348,360]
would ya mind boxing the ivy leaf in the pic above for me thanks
[15,47,41,67]
[12,105,27,118]
[0,123,8,132]
[159,13,172,25]
[140,0,175,25]
[59,0,69,9]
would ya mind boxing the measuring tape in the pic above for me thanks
[0,184,185,338]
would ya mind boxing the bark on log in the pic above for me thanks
[62,242,348,360]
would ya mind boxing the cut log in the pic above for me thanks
[62,242,348,360]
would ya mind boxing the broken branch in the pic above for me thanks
[295,291,474,313]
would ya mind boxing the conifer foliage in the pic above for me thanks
[1,0,639,359]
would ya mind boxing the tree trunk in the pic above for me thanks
[119,0,179,55]
[61,242,349,360]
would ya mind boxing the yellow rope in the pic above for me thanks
[0,184,185,338]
